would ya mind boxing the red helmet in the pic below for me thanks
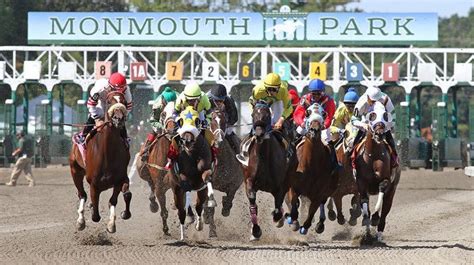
[108,72,127,92]
[288,89,300,108]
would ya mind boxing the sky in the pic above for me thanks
[346,0,473,18]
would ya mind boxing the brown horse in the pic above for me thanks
[70,91,131,233]
[354,120,400,242]
[285,105,339,235]
[202,109,244,237]
[327,124,361,226]
[136,101,176,236]
[242,102,288,241]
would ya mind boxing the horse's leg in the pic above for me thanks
[245,178,261,241]
[206,205,217,238]
[90,185,101,223]
[221,185,239,217]
[299,200,318,235]
[357,178,371,230]
[327,197,337,221]
[185,192,195,224]
[156,185,170,236]
[120,182,132,220]
[349,194,361,226]
[333,195,346,225]
[315,201,327,234]
[148,180,159,213]
[71,163,87,231]
[204,170,217,208]
[377,185,396,242]
[372,179,389,227]
[287,188,300,232]
[106,185,121,233]
[173,187,186,241]
[272,188,286,228]
[194,189,207,232]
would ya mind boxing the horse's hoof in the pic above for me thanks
[251,225,262,240]
[316,222,325,234]
[107,223,116,233]
[348,217,357,226]
[275,216,285,228]
[376,231,383,242]
[209,229,217,238]
[87,202,93,208]
[371,213,380,227]
[149,202,159,213]
[350,205,362,218]
[299,227,308,235]
[163,227,171,236]
[337,215,346,225]
[290,220,300,232]
[207,199,217,208]
[362,216,371,227]
[76,220,86,231]
[287,216,292,225]
[121,211,131,220]
[195,219,203,231]
[91,214,101,223]
[221,207,231,217]
[186,215,195,225]
[328,210,337,221]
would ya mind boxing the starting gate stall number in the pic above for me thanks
[454,63,473,82]
[0,62,5,80]
[417,63,436,82]
[239,62,255,81]
[346,62,363,81]
[309,62,327,80]
[58,62,76,80]
[202,62,220,81]
[383,63,399,82]
[24,61,42,80]
[95,61,112,80]
[273,62,291,81]
[130,62,147,81]
[166,61,184,81]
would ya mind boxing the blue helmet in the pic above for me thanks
[343,87,359,103]
[308,79,325,92]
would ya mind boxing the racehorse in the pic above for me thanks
[203,109,244,237]
[136,101,176,236]
[286,104,339,235]
[242,102,289,241]
[353,106,401,242]
[70,91,131,233]
[327,123,361,226]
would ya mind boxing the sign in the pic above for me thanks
[27,12,438,45]
[58,62,76,80]
[346,62,363,81]
[0,62,5,80]
[417,63,436,82]
[239,62,255,81]
[24,61,41,80]
[454,63,473,82]
[94,61,111,80]
[273,62,291,81]
[309,62,327,80]
[202,62,219,81]
[383,63,399,82]
[130,62,147,81]
[166,62,183,81]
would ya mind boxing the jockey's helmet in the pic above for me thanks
[288,89,300,108]
[308,78,325,93]
[109,72,127,93]
[343,87,359,104]
[263,73,281,90]
[161,86,177,103]
[183,82,202,100]
[209,84,227,101]
[367,86,383,101]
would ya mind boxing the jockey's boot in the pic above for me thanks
[236,133,252,166]
[329,141,342,176]
[226,132,241,154]
[385,132,400,168]
[77,116,95,146]
[347,129,364,154]
[141,133,156,162]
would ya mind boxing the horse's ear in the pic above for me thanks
[305,109,312,117]
[194,118,201,128]
[177,118,183,128]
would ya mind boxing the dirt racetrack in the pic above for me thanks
[0,166,473,264]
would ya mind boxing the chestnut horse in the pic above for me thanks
[354,116,400,242]
[286,104,339,235]
[70,91,131,233]
[203,109,244,237]
[242,102,289,241]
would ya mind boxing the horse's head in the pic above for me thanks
[366,102,391,144]
[252,101,272,139]
[160,101,176,135]
[305,111,324,140]
[210,109,227,147]
[106,91,127,128]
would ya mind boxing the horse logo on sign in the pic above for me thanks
[265,20,304,40]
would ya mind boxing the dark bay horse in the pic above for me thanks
[286,105,339,235]
[203,109,244,237]
[354,113,400,242]
[70,91,131,233]
[242,102,289,241]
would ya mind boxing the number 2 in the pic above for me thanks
[208,66,214,77]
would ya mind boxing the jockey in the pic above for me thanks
[79,72,132,145]
[140,86,179,162]
[329,87,359,136]
[207,84,240,154]
[350,86,398,168]
[236,72,293,166]
[293,78,336,136]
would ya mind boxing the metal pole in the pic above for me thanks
[415,87,421,137]
[59,84,65,135]
[23,84,29,134]
[11,89,16,135]
[451,88,458,138]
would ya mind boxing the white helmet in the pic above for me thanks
[366,86,383,101]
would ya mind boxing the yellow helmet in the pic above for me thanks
[183,82,202,99]
[263,73,281,89]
